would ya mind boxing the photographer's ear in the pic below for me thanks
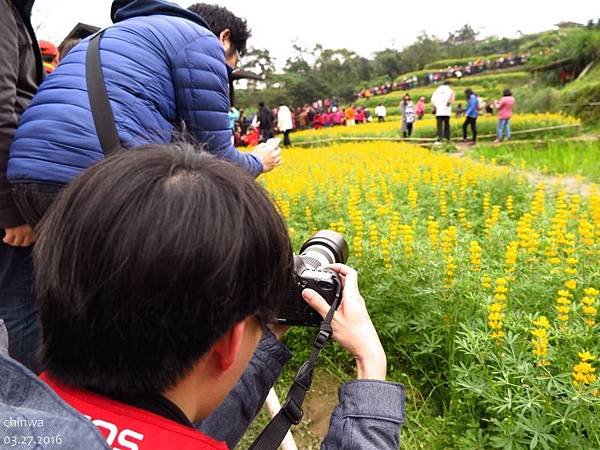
[219,29,240,67]
[209,316,262,372]
[210,321,245,371]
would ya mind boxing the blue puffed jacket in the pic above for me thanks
[7,0,262,185]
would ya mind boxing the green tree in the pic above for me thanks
[373,48,406,81]
[239,47,276,87]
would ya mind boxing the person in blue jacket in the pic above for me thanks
[8,0,281,228]
[3,0,281,376]
[462,88,479,144]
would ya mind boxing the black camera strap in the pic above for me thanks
[249,286,341,450]
[86,31,122,156]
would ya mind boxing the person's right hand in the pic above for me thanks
[3,224,36,247]
[252,144,282,173]
[302,264,387,381]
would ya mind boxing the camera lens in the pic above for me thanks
[299,230,349,270]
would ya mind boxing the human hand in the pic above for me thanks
[302,264,387,380]
[3,224,36,247]
[252,144,282,173]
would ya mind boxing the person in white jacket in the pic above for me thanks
[431,80,455,142]
[375,104,387,122]
[277,104,294,147]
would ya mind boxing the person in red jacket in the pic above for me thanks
[38,39,58,74]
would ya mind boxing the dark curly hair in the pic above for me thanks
[188,3,251,56]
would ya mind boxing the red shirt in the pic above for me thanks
[40,373,228,450]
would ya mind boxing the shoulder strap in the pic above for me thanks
[86,32,122,156]
[249,283,342,450]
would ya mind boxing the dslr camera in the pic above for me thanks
[276,230,349,326]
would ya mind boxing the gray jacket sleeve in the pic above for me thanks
[321,380,405,450]
[195,330,292,448]
[0,1,23,228]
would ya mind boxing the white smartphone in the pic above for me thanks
[264,137,281,151]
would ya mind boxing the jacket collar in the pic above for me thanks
[110,0,210,31]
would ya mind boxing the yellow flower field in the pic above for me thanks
[263,142,600,449]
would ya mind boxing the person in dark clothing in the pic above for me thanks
[462,88,479,144]
[0,0,43,373]
[258,101,275,142]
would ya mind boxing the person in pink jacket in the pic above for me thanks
[415,97,426,120]
[495,89,515,142]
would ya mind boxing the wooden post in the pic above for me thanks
[265,388,298,450]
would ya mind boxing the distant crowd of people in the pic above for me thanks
[235,82,516,146]
[232,100,392,147]
[355,53,527,99]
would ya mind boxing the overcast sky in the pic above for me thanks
[33,0,599,67]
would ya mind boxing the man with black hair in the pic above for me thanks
[187,2,251,57]
[0,145,405,449]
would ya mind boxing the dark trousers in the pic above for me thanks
[462,116,477,142]
[282,129,291,147]
[378,116,385,122]
[436,116,451,141]
[260,129,274,143]
[0,182,62,373]
[0,232,39,373]
[402,122,414,138]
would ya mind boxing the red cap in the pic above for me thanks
[38,40,58,57]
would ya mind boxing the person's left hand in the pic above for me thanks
[3,224,36,247]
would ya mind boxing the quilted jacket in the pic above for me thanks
[7,0,262,185]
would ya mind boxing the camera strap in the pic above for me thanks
[85,31,123,156]
[249,287,341,450]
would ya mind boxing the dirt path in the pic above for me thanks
[287,368,345,449]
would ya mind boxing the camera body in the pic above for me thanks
[276,230,349,326]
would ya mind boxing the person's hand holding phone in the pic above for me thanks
[252,137,282,173]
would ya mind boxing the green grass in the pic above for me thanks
[470,139,600,183]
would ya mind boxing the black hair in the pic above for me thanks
[464,88,473,98]
[188,3,251,56]
[503,88,512,97]
[444,80,452,85]
[34,144,293,398]
[58,38,80,61]
[258,101,265,108]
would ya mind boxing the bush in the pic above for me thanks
[512,85,561,114]
[559,65,600,124]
